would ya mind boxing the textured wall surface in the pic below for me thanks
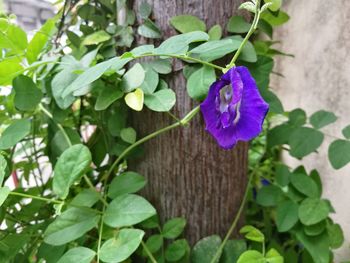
[272,0,350,260]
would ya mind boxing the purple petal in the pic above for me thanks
[200,66,269,149]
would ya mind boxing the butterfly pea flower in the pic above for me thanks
[200,66,269,149]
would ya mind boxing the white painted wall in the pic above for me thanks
[271,0,350,261]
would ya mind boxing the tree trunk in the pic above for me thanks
[131,0,248,244]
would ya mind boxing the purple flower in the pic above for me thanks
[200,66,269,149]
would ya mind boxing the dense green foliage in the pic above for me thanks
[0,0,350,262]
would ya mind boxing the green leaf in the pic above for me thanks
[264,0,282,11]
[304,221,326,236]
[166,239,190,262]
[289,108,306,127]
[295,227,330,263]
[71,189,100,208]
[259,88,284,114]
[170,15,206,33]
[53,144,92,199]
[187,65,216,101]
[0,58,23,86]
[155,31,209,55]
[265,248,283,263]
[120,127,137,144]
[138,19,162,39]
[1,24,27,51]
[208,25,222,40]
[289,127,324,158]
[239,2,256,13]
[275,164,290,187]
[162,217,186,239]
[108,171,146,199]
[261,11,290,26]
[0,186,10,207]
[237,250,265,263]
[310,110,337,129]
[220,239,247,263]
[99,229,144,263]
[95,85,123,110]
[104,194,156,227]
[239,225,265,243]
[149,59,172,74]
[120,63,145,92]
[26,17,57,64]
[192,235,221,263]
[290,173,319,198]
[327,223,344,249]
[144,89,176,112]
[57,247,96,263]
[0,155,7,186]
[140,65,159,94]
[227,16,251,33]
[44,207,100,246]
[125,88,144,111]
[189,39,240,62]
[276,200,298,232]
[37,243,66,263]
[63,57,132,98]
[139,2,152,18]
[342,125,350,139]
[143,234,163,254]
[0,119,31,150]
[227,36,257,63]
[82,30,111,45]
[256,185,282,207]
[12,75,43,111]
[328,139,350,169]
[298,198,330,226]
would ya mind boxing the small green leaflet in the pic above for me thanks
[170,15,206,33]
[328,139,350,169]
[144,89,176,112]
[162,217,186,239]
[44,207,100,246]
[82,30,111,45]
[107,171,146,198]
[53,144,92,199]
[191,235,221,263]
[0,119,31,150]
[310,110,337,129]
[0,186,10,207]
[104,194,156,227]
[57,247,96,263]
[12,75,43,111]
[187,65,216,101]
[99,229,144,263]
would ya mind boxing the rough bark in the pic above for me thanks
[131,0,248,244]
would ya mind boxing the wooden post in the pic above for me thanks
[131,0,248,244]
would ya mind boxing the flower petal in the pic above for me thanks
[234,66,269,141]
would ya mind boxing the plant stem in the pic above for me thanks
[141,241,158,263]
[210,172,254,263]
[137,54,224,71]
[39,103,72,147]
[104,106,200,183]
[96,205,106,263]
[39,103,108,205]
[9,191,63,205]
[227,0,261,68]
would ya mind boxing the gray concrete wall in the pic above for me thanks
[272,0,350,261]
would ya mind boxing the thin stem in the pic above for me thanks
[210,172,254,263]
[136,54,224,71]
[83,175,108,206]
[104,106,200,183]
[39,103,108,205]
[96,205,106,263]
[227,0,261,68]
[9,191,63,205]
[141,241,158,263]
[39,103,72,147]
